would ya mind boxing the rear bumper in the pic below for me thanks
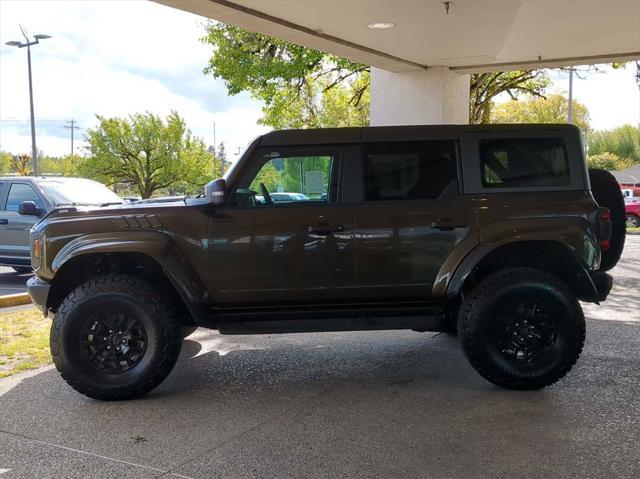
[27,276,50,314]
[587,271,613,303]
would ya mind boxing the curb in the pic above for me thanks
[0,293,32,308]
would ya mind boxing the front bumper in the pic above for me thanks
[27,276,50,315]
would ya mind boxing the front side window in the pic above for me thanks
[480,138,570,188]
[363,141,457,201]
[5,183,44,212]
[232,150,336,207]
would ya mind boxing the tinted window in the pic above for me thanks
[363,141,457,201]
[233,150,336,207]
[480,138,570,188]
[6,183,44,212]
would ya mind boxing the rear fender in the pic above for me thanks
[437,217,601,302]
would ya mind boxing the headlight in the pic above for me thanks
[33,238,40,258]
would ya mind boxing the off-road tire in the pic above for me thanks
[50,275,182,400]
[589,168,626,271]
[458,268,585,390]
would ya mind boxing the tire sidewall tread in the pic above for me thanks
[50,274,182,401]
[458,267,585,390]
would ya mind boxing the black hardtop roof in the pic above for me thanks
[258,123,580,146]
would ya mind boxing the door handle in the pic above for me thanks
[308,223,344,235]
[0,219,8,225]
[430,218,466,231]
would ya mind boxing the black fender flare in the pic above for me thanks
[51,231,210,322]
[444,240,600,303]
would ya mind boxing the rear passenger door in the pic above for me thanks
[354,139,474,301]
[0,182,46,263]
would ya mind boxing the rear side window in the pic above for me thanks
[5,183,44,211]
[479,138,570,188]
[363,140,457,201]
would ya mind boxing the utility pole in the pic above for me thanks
[64,119,79,155]
[567,67,574,124]
[5,25,51,176]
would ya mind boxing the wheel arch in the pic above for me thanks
[445,240,599,303]
[48,233,209,324]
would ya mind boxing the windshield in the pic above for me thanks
[39,179,123,206]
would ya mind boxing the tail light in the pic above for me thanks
[598,208,611,250]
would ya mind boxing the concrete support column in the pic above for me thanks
[370,66,470,126]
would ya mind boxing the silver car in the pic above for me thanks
[0,176,123,272]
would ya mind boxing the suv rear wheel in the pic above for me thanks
[458,268,585,390]
[50,275,182,400]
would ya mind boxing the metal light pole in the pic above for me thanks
[5,26,51,176]
[567,67,574,124]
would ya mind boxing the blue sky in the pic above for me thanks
[1,0,639,159]
[0,0,269,158]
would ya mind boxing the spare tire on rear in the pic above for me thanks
[589,168,625,271]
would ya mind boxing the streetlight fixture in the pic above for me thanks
[5,25,51,176]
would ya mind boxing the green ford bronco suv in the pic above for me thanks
[26,124,625,400]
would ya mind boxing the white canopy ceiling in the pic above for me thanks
[156,0,640,72]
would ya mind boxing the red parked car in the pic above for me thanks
[626,197,640,227]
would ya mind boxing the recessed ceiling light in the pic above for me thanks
[367,22,395,30]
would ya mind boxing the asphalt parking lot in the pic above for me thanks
[0,236,638,478]
[0,267,29,296]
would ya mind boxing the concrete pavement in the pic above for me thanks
[0,236,638,478]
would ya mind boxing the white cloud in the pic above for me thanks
[0,0,269,158]
[550,64,640,131]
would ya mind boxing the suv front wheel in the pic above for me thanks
[458,268,585,390]
[50,275,182,400]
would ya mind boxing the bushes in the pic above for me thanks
[587,152,634,171]
[588,125,640,164]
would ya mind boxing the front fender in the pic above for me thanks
[51,231,209,320]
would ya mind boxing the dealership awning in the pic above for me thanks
[155,0,640,124]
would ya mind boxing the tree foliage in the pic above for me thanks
[470,71,551,124]
[587,125,640,164]
[0,152,12,175]
[39,154,82,176]
[587,152,634,171]
[202,23,369,129]
[83,111,213,198]
[10,154,32,176]
[490,93,590,131]
[202,23,555,128]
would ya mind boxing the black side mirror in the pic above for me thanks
[205,178,226,205]
[18,201,42,217]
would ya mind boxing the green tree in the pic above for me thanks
[588,125,640,164]
[202,23,550,128]
[490,94,590,130]
[39,154,82,176]
[470,71,550,123]
[10,154,32,176]
[250,162,283,192]
[202,22,369,129]
[83,111,213,198]
[587,152,635,171]
[0,151,11,175]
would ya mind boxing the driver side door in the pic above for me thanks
[209,145,355,306]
